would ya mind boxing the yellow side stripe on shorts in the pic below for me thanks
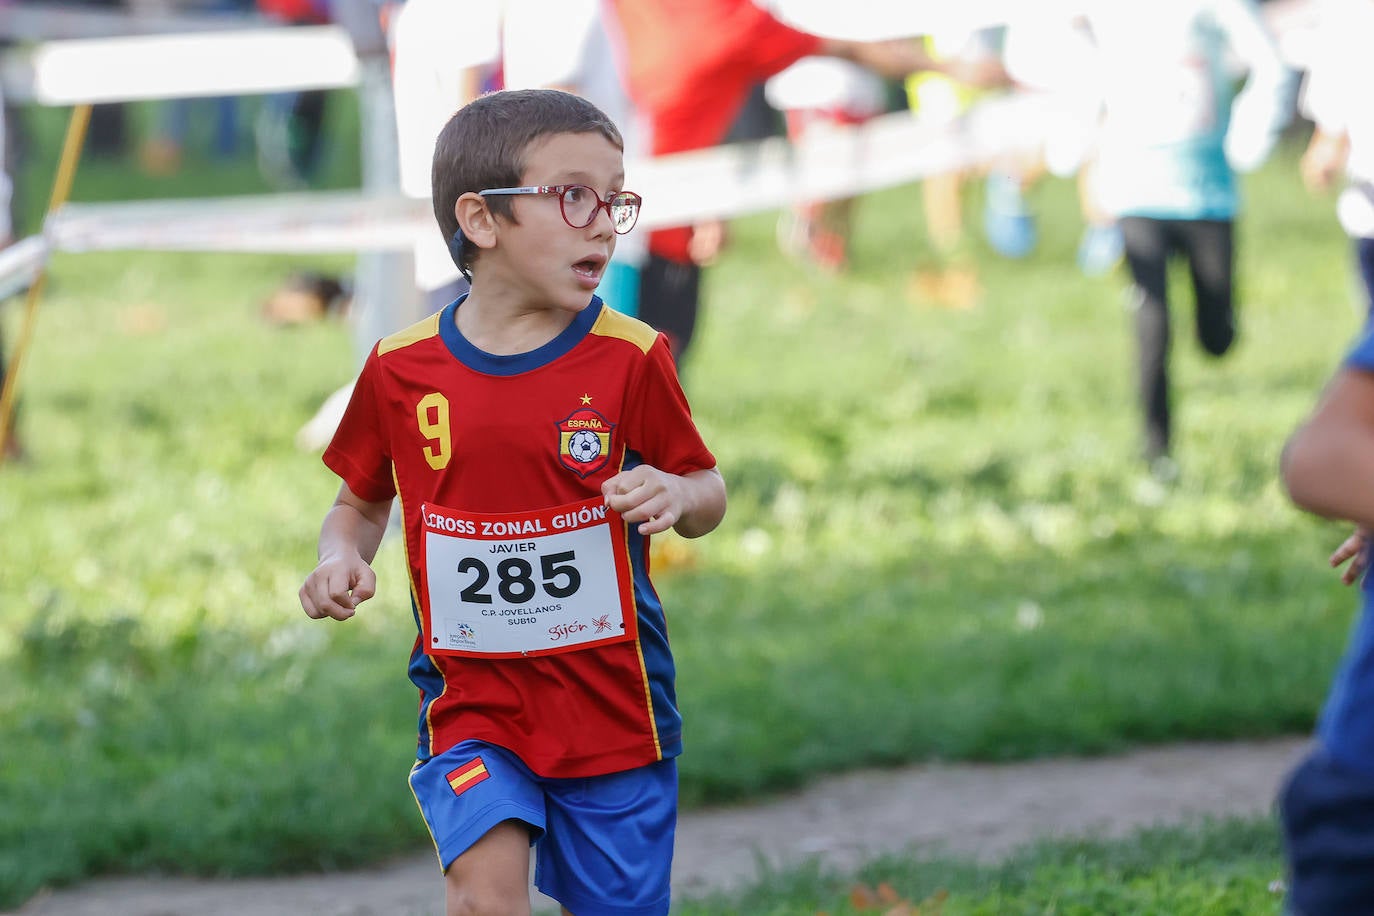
[446,758,489,796]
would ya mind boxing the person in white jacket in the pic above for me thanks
[1079,0,1295,474]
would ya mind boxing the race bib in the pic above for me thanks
[420,498,637,658]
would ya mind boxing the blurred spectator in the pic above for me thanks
[501,0,646,316]
[139,0,256,175]
[1073,159,1126,277]
[1297,0,1374,324]
[999,14,1121,277]
[606,0,996,363]
[256,0,354,326]
[763,1,889,275]
[389,0,499,313]
[905,26,1011,309]
[255,0,333,188]
[1076,0,1295,475]
[75,0,135,158]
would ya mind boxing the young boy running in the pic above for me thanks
[1278,321,1374,914]
[298,88,727,916]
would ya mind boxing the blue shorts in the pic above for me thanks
[408,740,677,916]
[1279,744,1374,916]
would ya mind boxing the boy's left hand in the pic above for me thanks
[602,466,686,536]
[1331,526,1371,586]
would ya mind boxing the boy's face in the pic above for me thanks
[485,131,627,315]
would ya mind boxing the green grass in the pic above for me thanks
[0,102,1360,909]
[678,816,1287,914]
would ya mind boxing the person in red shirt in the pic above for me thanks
[299,89,727,915]
[607,0,997,361]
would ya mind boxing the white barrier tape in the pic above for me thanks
[42,93,1066,259]
[639,93,1053,228]
[50,190,424,255]
[0,234,45,300]
[2,25,361,104]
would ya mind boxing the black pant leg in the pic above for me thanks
[1179,219,1236,357]
[1120,216,1173,460]
[637,254,701,364]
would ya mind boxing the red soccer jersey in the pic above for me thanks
[323,298,717,776]
[609,0,824,262]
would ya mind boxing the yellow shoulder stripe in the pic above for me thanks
[378,312,441,356]
[590,306,657,354]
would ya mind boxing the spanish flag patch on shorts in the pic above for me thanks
[446,757,490,797]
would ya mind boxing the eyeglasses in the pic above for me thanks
[478,185,642,234]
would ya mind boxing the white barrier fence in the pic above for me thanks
[51,92,1056,246]
[0,90,1063,300]
[1,25,362,105]
[0,0,1319,297]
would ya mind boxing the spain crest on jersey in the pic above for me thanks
[557,407,614,477]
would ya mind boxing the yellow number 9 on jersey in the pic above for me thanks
[417,392,451,470]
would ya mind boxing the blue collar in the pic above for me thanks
[438,294,603,375]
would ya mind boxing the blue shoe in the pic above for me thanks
[1077,223,1124,277]
[983,173,1037,259]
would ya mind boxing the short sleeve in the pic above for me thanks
[322,348,397,503]
[622,334,717,475]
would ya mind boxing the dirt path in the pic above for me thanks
[10,737,1309,916]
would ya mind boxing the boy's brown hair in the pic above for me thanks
[432,88,625,278]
